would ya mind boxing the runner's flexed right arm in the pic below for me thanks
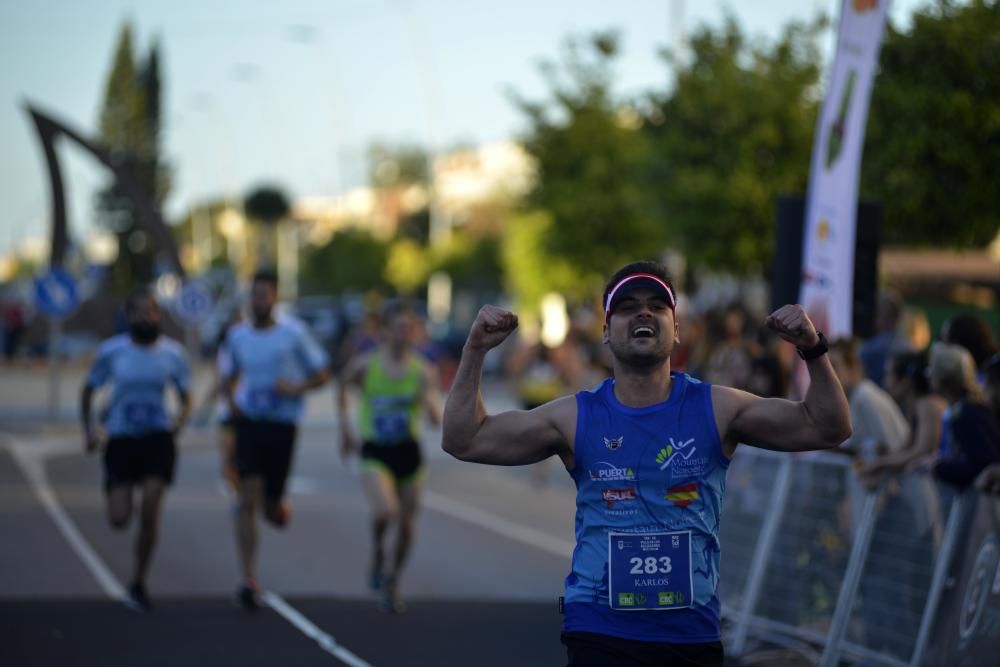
[442,305,575,468]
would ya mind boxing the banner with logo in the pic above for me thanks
[799,0,890,338]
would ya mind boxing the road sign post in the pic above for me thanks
[33,268,80,420]
[174,280,214,358]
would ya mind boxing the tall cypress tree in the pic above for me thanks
[94,23,169,293]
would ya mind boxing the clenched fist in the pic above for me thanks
[765,304,820,349]
[466,305,519,352]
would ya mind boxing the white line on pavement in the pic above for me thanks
[4,434,371,666]
[7,438,128,601]
[423,490,575,559]
[262,590,373,667]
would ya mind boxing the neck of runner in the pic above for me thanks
[612,367,673,408]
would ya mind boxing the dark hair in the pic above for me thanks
[890,349,931,395]
[125,287,158,315]
[253,267,279,288]
[602,261,673,310]
[942,314,996,368]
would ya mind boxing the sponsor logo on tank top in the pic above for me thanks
[603,435,624,450]
[589,462,636,482]
[601,487,637,508]
[654,437,709,479]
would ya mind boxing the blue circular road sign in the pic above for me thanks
[33,268,80,319]
[175,280,214,324]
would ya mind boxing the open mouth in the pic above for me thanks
[631,325,656,339]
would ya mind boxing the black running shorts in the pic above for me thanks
[234,418,297,500]
[104,432,176,492]
[361,439,423,484]
[561,631,724,667]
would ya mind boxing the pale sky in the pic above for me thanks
[0,0,924,255]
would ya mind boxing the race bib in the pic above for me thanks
[373,412,410,441]
[608,531,693,611]
[123,401,160,428]
[248,388,279,412]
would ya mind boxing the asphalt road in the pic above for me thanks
[0,377,579,667]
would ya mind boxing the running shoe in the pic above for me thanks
[236,580,261,611]
[124,582,152,612]
[271,499,292,529]
[368,562,383,592]
[378,576,406,614]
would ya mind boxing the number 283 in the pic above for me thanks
[629,556,672,575]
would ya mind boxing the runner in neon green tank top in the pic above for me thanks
[357,352,425,449]
[338,304,442,613]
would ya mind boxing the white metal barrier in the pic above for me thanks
[721,447,997,666]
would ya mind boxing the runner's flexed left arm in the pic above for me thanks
[714,304,852,455]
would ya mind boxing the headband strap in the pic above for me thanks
[604,273,676,315]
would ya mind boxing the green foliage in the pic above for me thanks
[863,0,1000,247]
[98,23,145,155]
[300,228,389,294]
[510,32,662,291]
[645,16,825,273]
[385,239,429,294]
[94,22,170,293]
[501,210,582,314]
[429,232,503,290]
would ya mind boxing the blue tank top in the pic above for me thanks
[563,373,729,643]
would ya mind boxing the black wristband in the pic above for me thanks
[797,332,829,361]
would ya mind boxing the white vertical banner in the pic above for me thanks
[799,0,890,338]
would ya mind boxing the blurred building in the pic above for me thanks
[291,140,535,245]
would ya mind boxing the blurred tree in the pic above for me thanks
[645,16,825,273]
[510,31,660,301]
[501,210,580,311]
[243,185,291,226]
[94,24,170,293]
[300,228,389,294]
[398,207,431,244]
[430,231,503,290]
[863,0,1000,248]
[244,184,291,266]
[385,238,430,295]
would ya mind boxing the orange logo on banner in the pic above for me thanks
[852,0,878,12]
[817,219,831,240]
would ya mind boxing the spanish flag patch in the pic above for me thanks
[665,482,699,507]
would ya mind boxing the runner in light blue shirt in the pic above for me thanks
[221,268,330,609]
[80,287,191,613]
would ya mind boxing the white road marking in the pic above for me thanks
[263,591,373,667]
[423,490,575,559]
[4,434,372,666]
[6,438,127,600]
